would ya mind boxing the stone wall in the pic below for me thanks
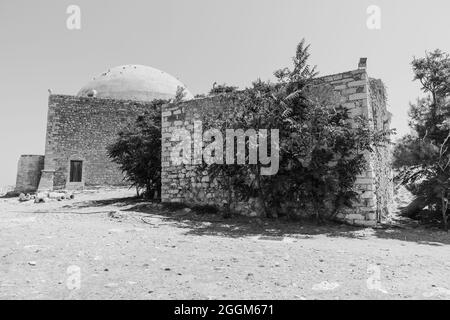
[15,155,44,193]
[38,94,156,190]
[161,95,237,204]
[161,63,393,226]
[368,78,394,220]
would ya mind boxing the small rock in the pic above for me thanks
[28,261,36,266]
[108,211,123,219]
[34,197,46,204]
[19,193,31,202]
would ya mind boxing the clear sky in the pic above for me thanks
[1,0,449,186]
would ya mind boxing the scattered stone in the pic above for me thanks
[108,211,124,219]
[48,192,66,200]
[34,197,46,203]
[19,193,31,202]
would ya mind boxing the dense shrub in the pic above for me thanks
[393,49,450,230]
[201,40,391,221]
[107,100,165,199]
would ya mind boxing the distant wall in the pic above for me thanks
[161,66,393,226]
[15,155,44,193]
[39,94,157,190]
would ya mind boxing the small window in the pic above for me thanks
[70,160,83,182]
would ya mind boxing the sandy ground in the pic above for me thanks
[1,188,450,300]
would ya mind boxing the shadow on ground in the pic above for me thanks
[66,195,450,246]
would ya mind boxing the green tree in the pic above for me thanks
[107,100,165,198]
[201,39,390,221]
[394,49,450,230]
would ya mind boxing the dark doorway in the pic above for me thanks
[70,160,83,182]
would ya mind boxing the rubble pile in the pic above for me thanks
[18,191,75,203]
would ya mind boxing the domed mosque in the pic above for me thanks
[14,64,194,193]
[78,64,194,101]
[14,58,393,227]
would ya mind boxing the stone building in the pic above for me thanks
[15,59,393,226]
[14,64,193,192]
[161,59,393,226]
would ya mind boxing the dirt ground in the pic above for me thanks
[1,188,450,300]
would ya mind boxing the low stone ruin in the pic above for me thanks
[18,191,75,203]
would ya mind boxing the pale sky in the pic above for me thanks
[1,0,449,186]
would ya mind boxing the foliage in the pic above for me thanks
[209,83,239,95]
[107,100,165,199]
[201,39,390,221]
[393,49,450,230]
[174,86,187,102]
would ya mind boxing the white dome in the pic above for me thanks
[77,64,194,102]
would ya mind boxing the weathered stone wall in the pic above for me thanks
[368,78,394,220]
[38,94,156,190]
[15,155,44,193]
[161,95,237,204]
[161,64,393,226]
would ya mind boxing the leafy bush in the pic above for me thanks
[210,83,239,95]
[200,39,390,221]
[107,100,165,199]
[393,49,450,230]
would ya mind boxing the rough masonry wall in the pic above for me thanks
[161,95,235,204]
[15,155,44,193]
[40,95,156,190]
[161,68,392,226]
[368,78,394,220]
[318,69,379,226]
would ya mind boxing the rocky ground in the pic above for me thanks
[1,188,450,300]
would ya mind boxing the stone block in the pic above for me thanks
[349,93,367,101]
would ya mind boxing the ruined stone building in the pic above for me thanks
[15,65,193,193]
[15,59,393,226]
[161,58,393,226]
